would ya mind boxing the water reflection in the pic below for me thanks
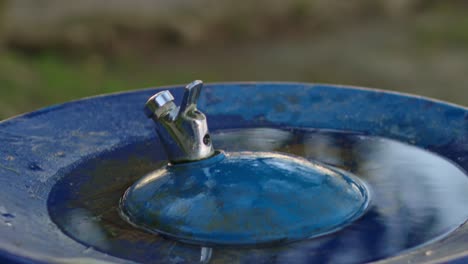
[60,208,111,250]
[213,128,293,151]
[200,247,213,263]
[213,128,468,263]
[48,128,468,264]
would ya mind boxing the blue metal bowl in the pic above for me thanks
[0,83,467,263]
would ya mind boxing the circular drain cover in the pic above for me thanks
[120,151,371,246]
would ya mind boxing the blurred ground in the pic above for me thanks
[0,0,467,119]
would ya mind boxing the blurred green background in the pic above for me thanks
[0,0,467,120]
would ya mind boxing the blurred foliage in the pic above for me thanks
[0,0,467,120]
[2,0,428,53]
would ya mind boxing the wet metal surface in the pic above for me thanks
[120,150,369,246]
[48,129,468,263]
[0,83,467,263]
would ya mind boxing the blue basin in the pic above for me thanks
[0,83,467,263]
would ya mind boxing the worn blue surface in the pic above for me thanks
[121,151,370,246]
[0,83,467,263]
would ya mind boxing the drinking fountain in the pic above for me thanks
[0,81,467,263]
[120,80,370,246]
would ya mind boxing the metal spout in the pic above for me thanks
[145,80,214,163]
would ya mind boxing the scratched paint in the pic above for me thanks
[0,83,467,263]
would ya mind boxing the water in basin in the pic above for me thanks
[47,128,468,263]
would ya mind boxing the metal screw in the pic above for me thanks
[203,134,211,146]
